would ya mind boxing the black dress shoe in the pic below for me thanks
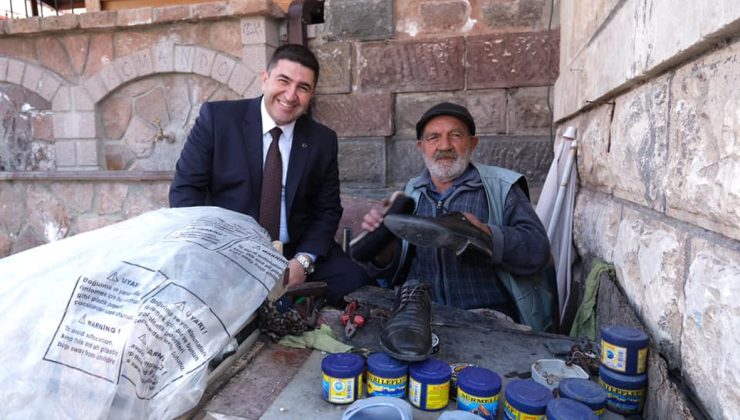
[383,211,493,259]
[379,279,433,362]
[349,191,415,262]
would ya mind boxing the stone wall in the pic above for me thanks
[0,0,560,256]
[558,0,740,418]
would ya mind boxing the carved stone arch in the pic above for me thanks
[0,58,68,171]
[86,45,261,171]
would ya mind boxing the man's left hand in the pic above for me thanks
[463,212,492,236]
[287,258,308,286]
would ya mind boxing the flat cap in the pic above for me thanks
[415,102,476,140]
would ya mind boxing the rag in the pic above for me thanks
[278,324,352,353]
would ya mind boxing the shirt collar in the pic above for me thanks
[260,96,296,140]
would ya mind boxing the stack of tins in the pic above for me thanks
[598,325,649,415]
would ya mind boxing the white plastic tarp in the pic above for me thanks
[0,207,287,420]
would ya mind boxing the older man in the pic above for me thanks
[360,102,553,360]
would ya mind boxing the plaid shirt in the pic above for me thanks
[406,165,549,318]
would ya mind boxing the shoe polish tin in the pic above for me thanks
[598,365,647,415]
[408,357,452,411]
[321,353,364,404]
[599,325,648,375]
[456,366,502,419]
[366,352,408,398]
[546,398,598,420]
[449,362,477,401]
[557,378,607,418]
[503,379,553,419]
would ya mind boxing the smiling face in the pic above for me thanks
[417,115,479,191]
[261,59,316,126]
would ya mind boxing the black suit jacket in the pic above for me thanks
[169,97,342,258]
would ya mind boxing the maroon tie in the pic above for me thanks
[259,127,282,241]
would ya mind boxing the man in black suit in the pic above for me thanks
[170,44,369,306]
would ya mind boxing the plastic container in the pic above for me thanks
[557,378,607,418]
[366,352,408,398]
[408,358,452,411]
[598,365,647,415]
[600,325,649,375]
[456,367,502,419]
[546,398,598,420]
[531,359,589,390]
[503,379,553,419]
[321,353,364,404]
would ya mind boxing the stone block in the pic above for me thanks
[0,232,10,258]
[104,142,134,170]
[6,59,25,85]
[40,14,78,32]
[51,182,94,214]
[508,86,551,135]
[227,63,256,96]
[337,138,385,185]
[211,54,237,84]
[52,112,96,139]
[666,41,740,241]
[134,88,169,126]
[76,140,99,167]
[97,183,129,215]
[31,112,53,141]
[210,20,243,57]
[99,64,123,92]
[418,0,469,32]
[123,117,157,158]
[52,87,72,111]
[84,33,114,79]
[191,1,228,19]
[71,86,94,111]
[153,5,190,23]
[480,0,546,28]
[359,38,464,92]
[79,11,117,29]
[228,0,274,16]
[313,93,393,137]
[467,30,559,89]
[193,47,216,77]
[55,140,76,167]
[314,42,351,94]
[0,58,7,81]
[12,225,44,254]
[0,183,26,234]
[326,0,393,41]
[609,74,669,211]
[240,16,279,46]
[83,73,109,103]
[152,43,175,73]
[242,44,272,74]
[174,45,195,73]
[387,139,425,186]
[115,53,142,83]
[472,135,552,184]
[682,238,740,420]
[6,17,40,34]
[116,7,153,26]
[572,189,622,262]
[612,207,686,366]
[27,185,70,242]
[37,71,62,102]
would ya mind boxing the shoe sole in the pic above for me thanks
[383,214,493,259]
[379,339,434,362]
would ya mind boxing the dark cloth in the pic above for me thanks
[170,97,369,304]
[406,165,549,319]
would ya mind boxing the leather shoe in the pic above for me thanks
[379,279,433,362]
[383,211,493,259]
[350,191,415,262]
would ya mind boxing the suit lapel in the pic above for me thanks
[244,98,264,203]
[286,116,311,217]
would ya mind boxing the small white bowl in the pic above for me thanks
[531,359,589,390]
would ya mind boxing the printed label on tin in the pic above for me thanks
[408,377,449,410]
[637,347,648,373]
[599,379,645,414]
[367,372,406,398]
[601,340,627,372]
[323,374,361,404]
[457,389,498,419]
[503,400,544,420]
[409,378,422,406]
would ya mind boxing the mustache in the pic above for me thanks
[433,150,458,160]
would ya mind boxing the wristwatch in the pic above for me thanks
[295,253,315,276]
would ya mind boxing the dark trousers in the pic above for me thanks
[287,241,370,307]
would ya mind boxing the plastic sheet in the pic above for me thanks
[0,207,287,419]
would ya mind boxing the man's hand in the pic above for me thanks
[463,212,492,236]
[287,258,307,286]
[360,208,385,232]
